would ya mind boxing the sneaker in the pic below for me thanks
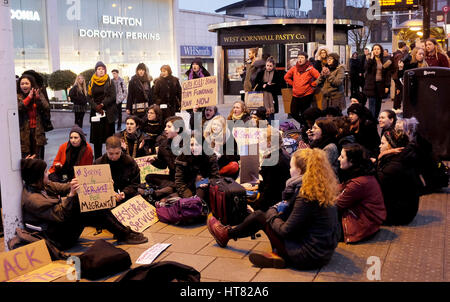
[249,251,286,268]
[206,214,230,248]
[117,227,148,245]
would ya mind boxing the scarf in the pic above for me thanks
[296,61,311,74]
[188,69,205,80]
[88,74,109,96]
[232,112,244,120]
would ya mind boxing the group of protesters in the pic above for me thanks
[15,41,448,272]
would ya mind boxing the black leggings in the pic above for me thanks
[290,94,314,127]
[229,210,288,260]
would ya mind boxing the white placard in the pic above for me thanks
[135,243,172,265]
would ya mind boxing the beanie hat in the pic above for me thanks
[347,103,364,117]
[383,130,409,149]
[95,61,107,71]
[253,106,267,120]
[20,158,47,185]
[70,124,87,142]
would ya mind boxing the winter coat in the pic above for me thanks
[336,175,386,243]
[113,77,128,104]
[17,91,50,154]
[95,153,140,203]
[141,119,164,154]
[256,149,291,211]
[266,192,340,269]
[243,59,266,92]
[69,86,87,112]
[376,152,420,225]
[21,182,83,249]
[126,75,152,116]
[349,58,363,77]
[48,141,93,176]
[152,135,178,180]
[254,68,284,112]
[350,120,380,158]
[425,52,449,68]
[87,77,117,124]
[174,153,220,198]
[284,64,320,98]
[363,56,392,98]
[115,129,151,158]
[317,65,346,109]
[153,76,182,112]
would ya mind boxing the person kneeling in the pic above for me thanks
[207,148,340,270]
[20,158,147,250]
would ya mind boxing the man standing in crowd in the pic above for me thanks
[392,42,409,110]
[111,69,127,131]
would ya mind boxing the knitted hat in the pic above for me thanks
[20,158,47,185]
[347,103,364,117]
[70,124,87,142]
[252,106,267,120]
[95,61,107,71]
[383,130,409,149]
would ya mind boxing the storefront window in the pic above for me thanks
[12,0,49,74]
[227,49,245,82]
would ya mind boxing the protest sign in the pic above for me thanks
[0,240,71,282]
[181,76,217,110]
[244,91,264,108]
[136,243,171,265]
[74,164,116,212]
[134,155,170,184]
[232,127,264,147]
[111,195,159,233]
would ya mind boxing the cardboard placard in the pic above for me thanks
[111,195,158,233]
[74,164,116,212]
[181,76,217,110]
[244,91,264,109]
[232,127,264,146]
[0,240,70,282]
[134,155,170,184]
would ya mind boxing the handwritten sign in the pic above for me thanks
[74,164,116,212]
[181,76,217,110]
[1,240,70,282]
[111,195,158,233]
[136,243,171,265]
[232,127,264,146]
[134,155,170,184]
[245,91,264,109]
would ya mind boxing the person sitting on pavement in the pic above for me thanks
[48,125,93,183]
[174,133,220,201]
[207,148,340,270]
[307,117,340,175]
[20,158,147,250]
[376,129,420,225]
[227,100,251,123]
[143,116,186,200]
[115,115,151,158]
[378,109,397,138]
[332,116,356,153]
[336,143,386,243]
[141,104,164,154]
[347,103,380,158]
[94,136,141,206]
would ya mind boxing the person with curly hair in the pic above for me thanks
[207,148,340,270]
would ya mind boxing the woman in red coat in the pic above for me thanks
[48,125,93,183]
[336,143,386,243]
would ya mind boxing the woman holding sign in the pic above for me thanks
[153,65,182,122]
[20,158,148,250]
[115,115,151,158]
[185,57,211,80]
[87,61,117,160]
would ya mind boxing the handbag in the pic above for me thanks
[281,88,292,114]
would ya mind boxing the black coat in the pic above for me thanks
[349,58,363,77]
[69,86,87,111]
[126,75,152,115]
[174,153,220,198]
[95,153,140,203]
[255,149,291,211]
[363,56,392,98]
[87,77,117,124]
[152,135,177,180]
[351,119,380,158]
[141,119,164,154]
[376,152,420,225]
[153,76,182,111]
[114,130,151,158]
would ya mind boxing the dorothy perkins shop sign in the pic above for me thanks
[78,15,160,40]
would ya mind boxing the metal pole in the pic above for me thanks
[0,1,24,250]
[326,0,334,52]
[423,0,431,39]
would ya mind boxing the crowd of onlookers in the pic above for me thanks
[12,38,449,271]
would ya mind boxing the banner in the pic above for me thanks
[181,76,217,110]
[134,155,170,184]
[0,240,71,282]
[74,164,116,212]
[111,195,158,233]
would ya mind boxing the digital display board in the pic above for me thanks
[379,0,420,11]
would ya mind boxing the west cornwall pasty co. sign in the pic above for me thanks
[218,27,309,46]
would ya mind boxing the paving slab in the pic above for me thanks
[200,258,261,282]
[157,223,207,236]
[163,234,213,254]
[251,267,318,282]
[161,252,216,272]
[197,239,259,259]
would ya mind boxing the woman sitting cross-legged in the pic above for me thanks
[115,115,151,158]
[336,143,386,243]
[207,148,341,270]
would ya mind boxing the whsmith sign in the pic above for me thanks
[218,27,309,46]
[180,46,213,57]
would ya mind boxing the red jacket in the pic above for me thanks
[336,175,386,243]
[284,65,320,98]
[425,52,449,68]
[49,142,93,174]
